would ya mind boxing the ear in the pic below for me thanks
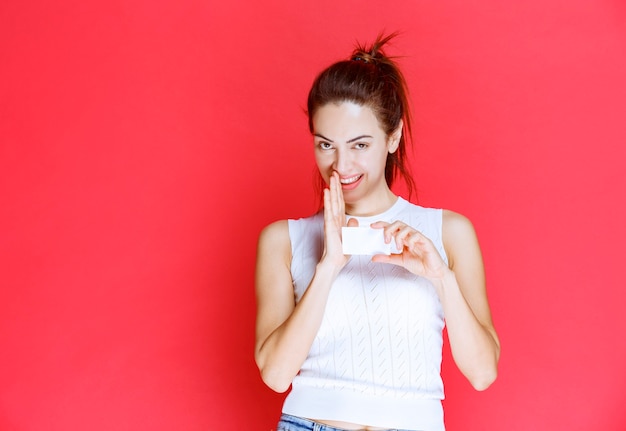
[387,120,403,154]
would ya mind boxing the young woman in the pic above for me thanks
[255,34,500,431]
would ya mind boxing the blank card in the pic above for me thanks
[342,227,397,255]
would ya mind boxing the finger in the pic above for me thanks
[324,187,337,226]
[370,221,389,229]
[374,221,399,244]
[334,173,344,220]
[384,221,406,236]
[334,173,346,226]
[372,253,404,267]
[405,231,426,250]
[328,176,337,221]
[347,217,359,227]
[395,225,416,250]
[323,188,332,223]
[380,221,408,249]
[405,229,431,251]
[330,173,341,218]
[328,175,335,214]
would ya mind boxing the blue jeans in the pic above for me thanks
[276,414,418,431]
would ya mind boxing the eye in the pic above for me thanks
[318,141,333,150]
[354,142,368,150]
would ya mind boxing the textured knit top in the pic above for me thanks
[282,197,448,431]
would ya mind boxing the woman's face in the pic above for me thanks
[312,101,400,213]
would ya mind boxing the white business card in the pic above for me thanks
[342,227,400,255]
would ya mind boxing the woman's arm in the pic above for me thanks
[254,221,337,392]
[254,173,351,392]
[371,210,500,390]
[438,210,500,390]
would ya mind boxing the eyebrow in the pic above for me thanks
[314,134,373,143]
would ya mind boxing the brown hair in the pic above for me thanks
[307,33,416,198]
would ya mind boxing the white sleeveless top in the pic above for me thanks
[283,197,448,430]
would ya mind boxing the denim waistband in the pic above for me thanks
[275,414,418,431]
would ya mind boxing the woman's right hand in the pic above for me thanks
[255,172,356,392]
[321,172,356,269]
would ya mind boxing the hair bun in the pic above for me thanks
[350,52,376,64]
[350,32,398,65]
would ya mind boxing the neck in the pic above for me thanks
[345,188,398,217]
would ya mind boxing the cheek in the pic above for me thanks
[314,154,330,178]
[314,152,331,168]
[363,151,387,171]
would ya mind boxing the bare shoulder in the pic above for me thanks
[257,219,293,275]
[258,219,290,249]
[441,210,481,270]
[257,219,291,269]
[442,209,475,235]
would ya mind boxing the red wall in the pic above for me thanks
[1,1,625,430]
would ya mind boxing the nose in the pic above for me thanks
[332,148,352,175]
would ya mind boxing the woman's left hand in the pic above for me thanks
[371,221,449,282]
[375,215,500,391]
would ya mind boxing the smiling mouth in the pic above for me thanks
[340,175,363,185]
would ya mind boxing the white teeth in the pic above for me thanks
[340,175,362,184]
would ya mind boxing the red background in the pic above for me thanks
[1,1,625,430]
